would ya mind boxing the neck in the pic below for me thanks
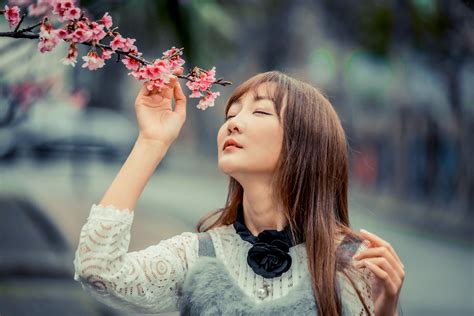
[238,175,288,236]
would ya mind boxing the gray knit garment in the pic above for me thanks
[176,232,363,315]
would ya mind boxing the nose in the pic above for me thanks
[227,118,242,135]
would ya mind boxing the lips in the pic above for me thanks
[223,138,243,150]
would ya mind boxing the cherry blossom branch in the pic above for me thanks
[0,1,231,110]
[0,30,37,38]
[13,12,26,32]
[0,28,232,87]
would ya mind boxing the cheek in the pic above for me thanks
[256,128,283,161]
[217,125,225,144]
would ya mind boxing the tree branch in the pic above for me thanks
[0,25,232,86]
[13,13,27,33]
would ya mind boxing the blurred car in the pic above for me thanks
[0,99,137,162]
[0,194,127,316]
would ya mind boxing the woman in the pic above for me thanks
[73,69,405,315]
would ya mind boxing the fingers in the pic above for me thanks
[353,246,404,277]
[138,72,186,113]
[360,229,404,268]
[140,82,151,96]
[354,257,401,297]
[175,67,184,76]
[160,77,176,100]
[142,77,176,99]
[143,81,162,97]
[173,80,186,118]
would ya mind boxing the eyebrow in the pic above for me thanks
[253,94,275,102]
[232,94,275,107]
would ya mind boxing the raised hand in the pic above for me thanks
[353,229,405,316]
[134,67,187,147]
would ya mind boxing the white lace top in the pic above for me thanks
[73,204,374,314]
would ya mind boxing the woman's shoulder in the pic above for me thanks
[205,223,235,235]
[196,224,237,244]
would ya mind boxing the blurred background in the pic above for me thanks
[1,0,473,315]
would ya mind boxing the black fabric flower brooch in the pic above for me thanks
[233,203,300,278]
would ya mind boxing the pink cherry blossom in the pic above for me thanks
[61,43,78,66]
[63,6,80,21]
[70,89,89,109]
[81,50,105,70]
[70,25,92,43]
[90,22,106,41]
[61,0,75,10]
[186,67,216,94]
[127,58,175,92]
[122,56,140,71]
[162,46,185,71]
[51,1,66,18]
[189,90,202,98]
[101,49,113,60]
[38,23,60,53]
[146,79,168,92]
[110,34,137,52]
[27,0,56,17]
[4,5,21,29]
[27,2,50,17]
[52,0,70,14]
[110,34,126,51]
[61,57,77,67]
[144,59,173,82]
[10,80,46,112]
[100,12,112,29]
[1,2,225,110]
[162,47,178,59]
[56,27,70,40]
[122,37,137,52]
[129,67,147,80]
[51,0,80,22]
[197,91,220,110]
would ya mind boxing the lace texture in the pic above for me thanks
[73,204,199,313]
[340,241,376,315]
[210,225,374,314]
[73,204,374,314]
[209,224,308,302]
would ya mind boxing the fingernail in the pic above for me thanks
[360,229,371,234]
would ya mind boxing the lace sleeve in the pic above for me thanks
[73,204,199,314]
[339,241,376,316]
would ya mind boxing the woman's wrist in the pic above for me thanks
[136,134,172,151]
[133,136,170,167]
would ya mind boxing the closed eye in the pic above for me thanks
[224,111,270,121]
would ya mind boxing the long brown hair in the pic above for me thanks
[196,71,372,316]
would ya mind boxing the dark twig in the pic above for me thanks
[21,22,42,33]
[0,24,232,87]
[14,13,27,33]
[0,31,38,39]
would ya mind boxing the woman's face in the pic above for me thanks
[217,82,284,178]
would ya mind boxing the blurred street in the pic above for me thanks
[1,1,473,315]
[1,151,472,316]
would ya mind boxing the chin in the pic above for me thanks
[217,162,236,175]
[217,159,244,176]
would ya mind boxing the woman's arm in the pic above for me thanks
[74,70,190,313]
[73,204,199,313]
[99,136,169,212]
[100,67,186,212]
